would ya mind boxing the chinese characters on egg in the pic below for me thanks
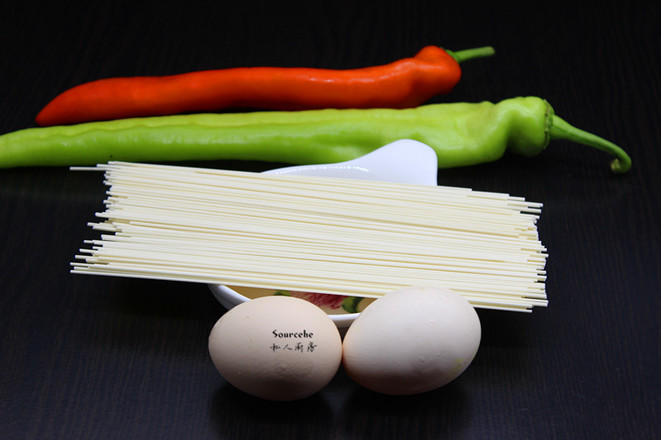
[270,329,318,353]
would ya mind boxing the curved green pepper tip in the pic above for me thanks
[549,115,632,174]
[610,158,630,174]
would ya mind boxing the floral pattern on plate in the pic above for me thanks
[227,286,374,314]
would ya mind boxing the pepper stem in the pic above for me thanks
[549,115,632,173]
[447,46,496,63]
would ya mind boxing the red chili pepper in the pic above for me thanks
[35,46,494,126]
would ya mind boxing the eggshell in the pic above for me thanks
[342,286,481,395]
[209,296,342,401]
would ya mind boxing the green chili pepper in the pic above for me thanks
[0,96,631,173]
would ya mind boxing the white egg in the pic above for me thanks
[342,286,481,395]
[208,296,342,401]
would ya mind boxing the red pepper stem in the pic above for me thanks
[549,115,632,173]
[446,46,496,63]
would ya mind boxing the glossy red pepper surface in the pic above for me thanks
[35,46,493,126]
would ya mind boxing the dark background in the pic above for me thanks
[1,1,659,439]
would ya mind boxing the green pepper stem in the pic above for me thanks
[447,46,496,63]
[549,115,632,173]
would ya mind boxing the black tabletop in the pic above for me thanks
[1,1,659,439]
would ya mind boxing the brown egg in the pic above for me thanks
[342,286,481,395]
[209,296,342,401]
